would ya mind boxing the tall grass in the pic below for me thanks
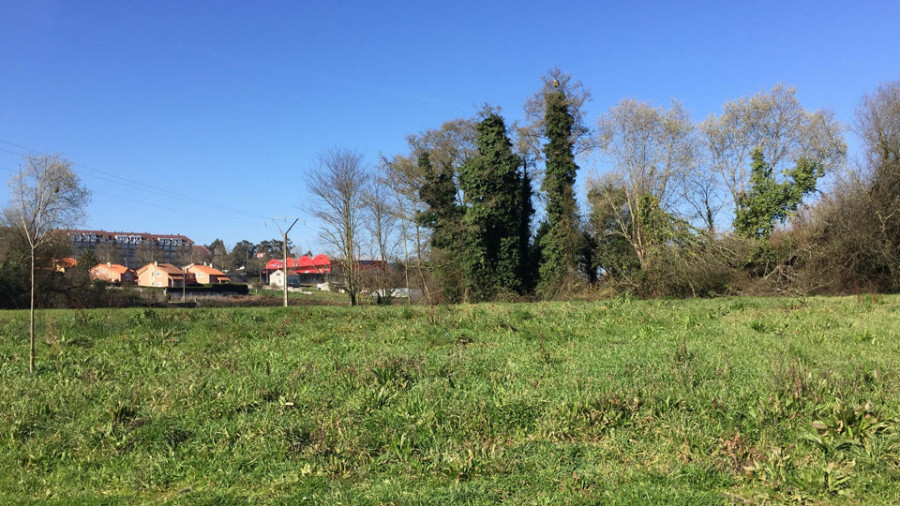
[0,296,898,503]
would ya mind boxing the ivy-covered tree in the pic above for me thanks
[416,152,465,302]
[734,148,823,239]
[458,112,526,301]
[538,85,581,296]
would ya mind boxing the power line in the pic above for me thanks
[0,137,274,221]
[0,163,263,227]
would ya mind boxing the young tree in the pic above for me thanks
[2,154,90,373]
[306,148,369,306]
[458,111,526,300]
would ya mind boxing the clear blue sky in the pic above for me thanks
[2,0,898,252]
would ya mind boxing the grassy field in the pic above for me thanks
[0,296,898,504]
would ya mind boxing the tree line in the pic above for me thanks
[307,71,899,302]
[3,72,898,309]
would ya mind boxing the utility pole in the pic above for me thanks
[270,217,299,307]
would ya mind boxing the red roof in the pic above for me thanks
[266,254,330,273]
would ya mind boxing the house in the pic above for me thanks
[34,257,78,272]
[186,264,231,284]
[269,269,299,288]
[90,262,136,283]
[54,257,78,273]
[136,262,196,288]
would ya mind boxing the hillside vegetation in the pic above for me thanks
[1,296,898,503]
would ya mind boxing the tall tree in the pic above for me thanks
[534,71,586,296]
[458,111,526,300]
[416,152,465,302]
[306,148,369,306]
[207,238,228,268]
[2,154,90,373]
[406,117,477,302]
[229,240,256,271]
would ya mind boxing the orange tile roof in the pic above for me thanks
[57,257,78,268]
[189,264,227,276]
[92,263,131,274]
[137,263,186,276]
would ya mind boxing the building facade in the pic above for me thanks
[90,262,136,283]
[68,230,194,268]
[186,264,231,284]
[136,262,196,288]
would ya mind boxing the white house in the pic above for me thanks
[269,269,299,288]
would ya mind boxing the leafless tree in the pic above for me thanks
[380,154,430,301]
[362,172,399,301]
[2,154,90,373]
[306,148,369,306]
[591,98,698,269]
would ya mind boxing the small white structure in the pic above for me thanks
[269,270,299,288]
[369,288,424,300]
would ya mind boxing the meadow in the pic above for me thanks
[0,295,898,504]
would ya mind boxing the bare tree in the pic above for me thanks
[702,84,846,221]
[363,172,399,302]
[591,99,698,270]
[306,148,369,306]
[380,153,430,301]
[2,154,90,373]
[679,155,727,235]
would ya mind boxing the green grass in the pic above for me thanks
[253,287,353,304]
[0,296,898,504]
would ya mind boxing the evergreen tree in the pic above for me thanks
[458,113,526,301]
[416,152,465,302]
[734,148,823,239]
[518,159,537,292]
[538,89,581,296]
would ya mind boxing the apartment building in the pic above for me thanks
[68,230,194,268]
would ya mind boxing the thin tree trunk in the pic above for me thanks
[401,223,411,305]
[414,222,430,301]
[29,250,35,374]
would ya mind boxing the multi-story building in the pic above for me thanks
[67,230,194,268]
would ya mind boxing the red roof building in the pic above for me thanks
[90,263,136,283]
[186,264,231,284]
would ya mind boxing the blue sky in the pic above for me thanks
[2,0,898,252]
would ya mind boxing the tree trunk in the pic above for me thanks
[29,250,35,374]
[414,223,430,301]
